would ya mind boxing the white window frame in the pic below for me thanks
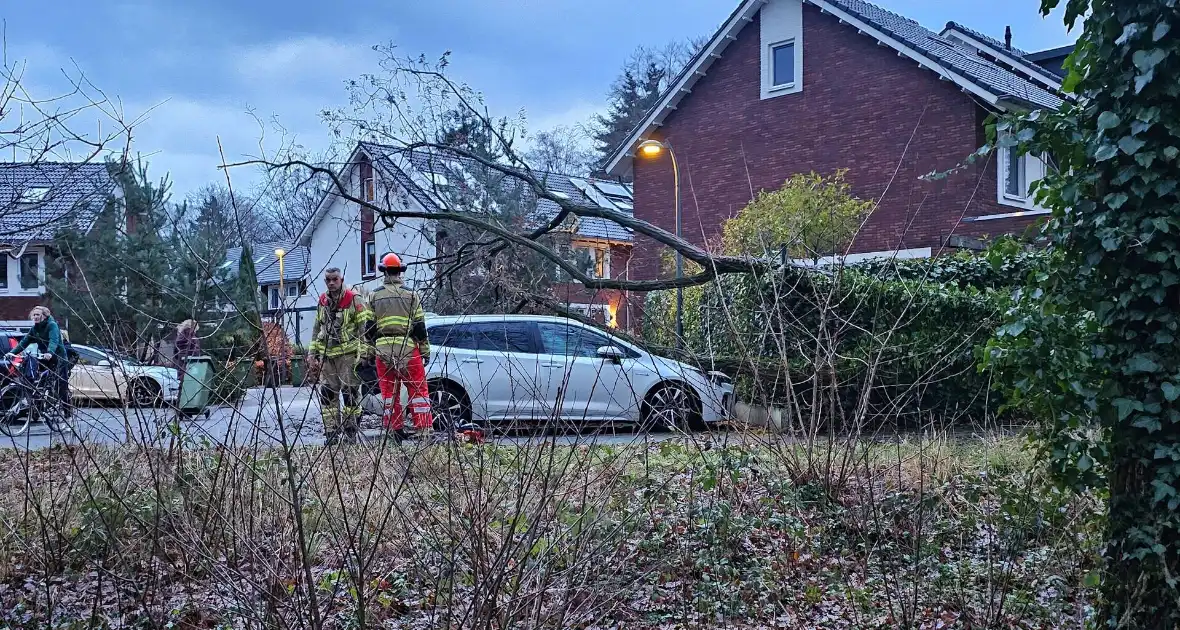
[362,166,376,203]
[286,283,299,298]
[997,139,1050,210]
[573,243,611,279]
[362,240,377,277]
[268,286,281,311]
[769,40,797,90]
[0,250,44,296]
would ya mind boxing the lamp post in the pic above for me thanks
[274,248,287,384]
[636,139,683,348]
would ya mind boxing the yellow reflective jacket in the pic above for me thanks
[366,278,429,364]
[309,289,374,359]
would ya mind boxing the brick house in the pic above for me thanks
[0,162,116,329]
[277,141,636,343]
[602,0,1070,282]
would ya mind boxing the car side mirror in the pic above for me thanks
[97,359,111,367]
[596,346,626,363]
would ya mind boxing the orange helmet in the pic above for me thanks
[377,252,404,272]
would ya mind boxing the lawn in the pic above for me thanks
[0,431,1102,628]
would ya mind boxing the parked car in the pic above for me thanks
[69,344,180,406]
[423,315,734,431]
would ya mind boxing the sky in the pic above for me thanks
[4,0,1077,201]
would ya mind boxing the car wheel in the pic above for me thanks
[132,378,162,407]
[642,382,705,432]
[428,381,471,433]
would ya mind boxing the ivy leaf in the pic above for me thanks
[1017,127,1036,143]
[1106,192,1129,209]
[1133,49,1168,74]
[1095,144,1119,161]
[1120,135,1147,155]
[1155,22,1171,42]
[1133,416,1163,432]
[1077,453,1093,472]
[1128,354,1162,373]
[1163,382,1180,402]
[1135,71,1155,94]
[1157,180,1177,197]
[1114,397,1138,421]
[1098,111,1121,130]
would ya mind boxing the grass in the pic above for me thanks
[0,431,1102,629]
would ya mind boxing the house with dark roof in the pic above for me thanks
[278,140,636,342]
[602,0,1074,283]
[0,162,117,326]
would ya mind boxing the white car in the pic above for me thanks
[69,344,181,406]
[422,315,733,430]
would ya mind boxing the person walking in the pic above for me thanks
[309,267,373,445]
[7,306,72,419]
[366,253,433,442]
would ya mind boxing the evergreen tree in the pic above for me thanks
[49,158,184,352]
[590,38,706,176]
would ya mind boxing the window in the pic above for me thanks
[17,187,50,204]
[1004,146,1026,199]
[268,286,281,311]
[428,322,535,354]
[362,241,376,277]
[0,256,7,290]
[286,284,299,298]
[19,253,38,290]
[594,248,610,279]
[73,347,106,366]
[360,160,375,202]
[772,41,796,87]
[537,322,634,358]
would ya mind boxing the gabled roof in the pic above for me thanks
[604,0,1067,177]
[939,22,1068,90]
[300,141,635,245]
[223,242,310,285]
[0,162,116,244]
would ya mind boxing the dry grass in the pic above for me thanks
[0,431,1100,629]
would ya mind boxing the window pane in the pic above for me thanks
[1005,148,1024,197]
[287,284,299,297]
[572,328,612,358]
[773,43,795,86]
[19,254,37,289]
[471,322,534,354]
[537,322,574,355]
[429,325,476,349]
[0,256,7,289]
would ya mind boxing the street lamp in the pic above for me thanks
[636,139,683,348]
[274,248,286,308]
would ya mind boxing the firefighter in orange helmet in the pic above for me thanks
[366,252,434,441]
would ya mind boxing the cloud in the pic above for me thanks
[232,37,378,88]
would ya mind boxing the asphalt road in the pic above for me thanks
[2,386,700,451]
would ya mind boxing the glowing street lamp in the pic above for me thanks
[636,139,683,347]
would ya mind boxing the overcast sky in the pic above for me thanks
[5,0,1076,200]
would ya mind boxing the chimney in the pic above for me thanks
[1004,26,1012,50]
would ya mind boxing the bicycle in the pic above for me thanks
[0,352,72,438]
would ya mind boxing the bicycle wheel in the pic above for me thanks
[0,384,32,437]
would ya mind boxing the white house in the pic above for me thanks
[250,140,638,345]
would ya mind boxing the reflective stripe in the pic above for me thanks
[378,315,410,327]
[376,336,410,346]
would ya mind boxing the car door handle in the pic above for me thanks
[460,358,484,364]
[540,362,563,368]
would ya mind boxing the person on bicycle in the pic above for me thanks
[6,306,71,418]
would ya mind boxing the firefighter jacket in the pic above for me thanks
[366,277,430,365]
[309,289,374,359]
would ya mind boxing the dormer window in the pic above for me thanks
[772,42,796,87]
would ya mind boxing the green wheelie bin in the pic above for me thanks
[178,355,215,419]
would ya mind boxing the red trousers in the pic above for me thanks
[377,349,433,430]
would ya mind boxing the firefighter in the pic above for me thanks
[366,252,434,442]
[309,267,374,445]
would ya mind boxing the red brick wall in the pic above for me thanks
[0,297,44,321]
[551,243,635,330]
[630,5,1039,281]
